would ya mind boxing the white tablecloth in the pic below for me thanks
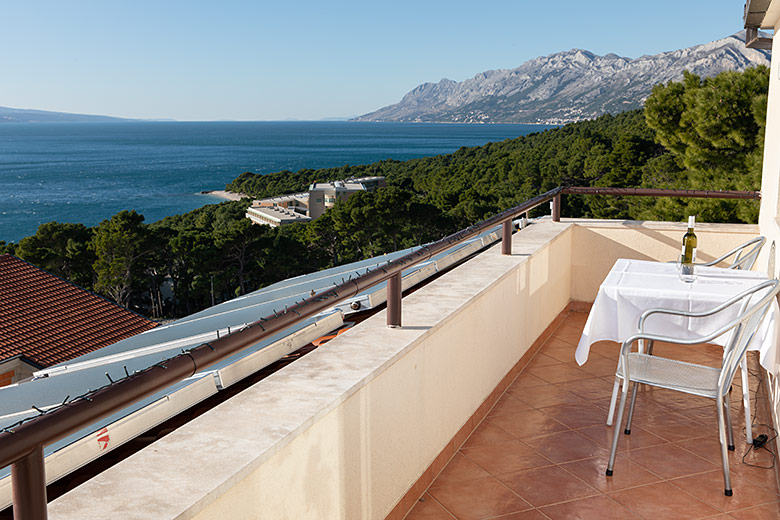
[575,259,780,375]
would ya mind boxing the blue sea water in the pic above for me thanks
[0,121,552,243]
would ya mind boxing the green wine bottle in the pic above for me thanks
[680,215,697,282]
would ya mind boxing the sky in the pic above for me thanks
[0,1,752,121]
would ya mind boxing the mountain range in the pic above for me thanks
[353,31,770,125]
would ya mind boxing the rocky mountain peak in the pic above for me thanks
[353,31,770,125]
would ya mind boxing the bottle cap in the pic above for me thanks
[688,215,695,227]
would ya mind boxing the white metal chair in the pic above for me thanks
[605,279,780,496]
[698,236,765,271]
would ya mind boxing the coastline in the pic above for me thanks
[200,190,249,202]
[1,122,539,243]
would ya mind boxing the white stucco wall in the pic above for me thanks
[756,8,780,462]
[758,15,780,279]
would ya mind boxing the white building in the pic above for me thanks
[245,176,386,227]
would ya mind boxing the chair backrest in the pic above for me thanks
[702,236,766,270]
[719,279,779,393]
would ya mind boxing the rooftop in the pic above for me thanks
[254,192,309,204]
[0,254,158,367]
[245,204,312,226]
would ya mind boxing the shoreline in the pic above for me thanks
[200,190,249,202]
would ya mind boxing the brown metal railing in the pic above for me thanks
[0,185,761,519]
[550,187,761,222]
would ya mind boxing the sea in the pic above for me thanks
[0,121,552,244]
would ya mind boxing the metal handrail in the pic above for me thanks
[550,187,760,222]
[0,184,762,518]
[559,186,761,200]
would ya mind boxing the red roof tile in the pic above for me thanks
[0,254,158,367]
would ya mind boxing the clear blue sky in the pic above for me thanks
[0,1,750,121]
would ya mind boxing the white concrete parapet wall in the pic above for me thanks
[569,219,760,302]
[48,221,574,520]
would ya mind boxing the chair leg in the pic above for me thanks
[606,382,630,476]
[717,395,733,496]
[741,357,753,444]
[607,376,620,426]
[724,391,735,451]
[624,382,639,435]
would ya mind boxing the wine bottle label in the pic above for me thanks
[692,248,696,263]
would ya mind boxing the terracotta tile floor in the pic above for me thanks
[405,311,780,520]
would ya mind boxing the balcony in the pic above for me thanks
[37,216,779,519]
[403,313,780,519]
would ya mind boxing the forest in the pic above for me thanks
[0,67,769,319]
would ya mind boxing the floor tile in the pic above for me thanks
[561,454,661,493]
[576,424,667,452]
[522,430,608,464]
[463,421,517,448]
[671,437,767,478]
[616,397,679,421]
[609,481,721,520]
[631,410,713,442]
[626,443,716,479]
[506,373,550,391]
[511,384,586,409]
[549,325,582,346]
[541,340,577,356]
[541,494,641,519]
[559,317,585,332]
[405,493,456,519]
[486,409,569,439]
[588,340,620,359]
[728,460,780,493]
[729,501,780,519]
[555,377,615,401]
[642,387,714,410]
[429,476,531,520]
[678,435,778,479]
[526,353,563,369]
[669,469,780,513]
[488,394,535,417]
[461,440,552,475]
[575,355,620,377]
[434,453,491,486]
[499,464,599,507]
[483,509,549,519]
[538,402,605,429]
[526,364,593,384]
